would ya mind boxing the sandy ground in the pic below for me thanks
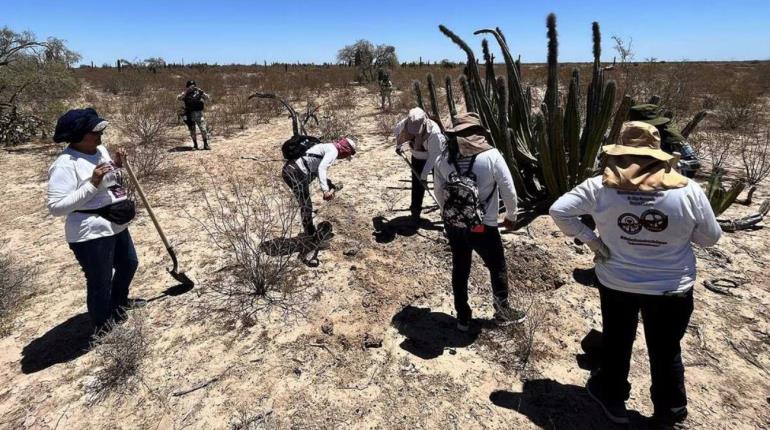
[0,87,769,430]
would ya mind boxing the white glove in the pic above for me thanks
[586,238,611,263]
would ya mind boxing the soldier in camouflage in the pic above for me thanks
[377,69,393,110]
[177,80,211,150]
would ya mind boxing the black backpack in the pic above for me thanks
[183,88,205,111]
[282,135,321,160]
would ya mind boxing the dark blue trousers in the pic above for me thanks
[69,229,138,330]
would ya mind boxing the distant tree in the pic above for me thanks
[143,57,166,73]
[611,35,634,64]
[337,40,398,82]
[0,27,80,145]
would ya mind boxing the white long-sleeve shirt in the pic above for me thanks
[393,118,447,179]
[293,143,339,192]
[434,148,518,226]
[47,145,129,243]
[549,176,722,295]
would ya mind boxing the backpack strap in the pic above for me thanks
[451,154,478,175]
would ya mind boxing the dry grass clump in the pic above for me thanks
[0,254,37,336]
[198,171,305,321]
[86,311,149,402]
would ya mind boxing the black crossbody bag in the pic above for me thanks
[75,200,136,225]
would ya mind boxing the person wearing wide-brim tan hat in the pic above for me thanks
[433,111,524,332]
[548,120,722,426]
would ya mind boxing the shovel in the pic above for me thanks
[123,158,194,287]
[398,152,440,207]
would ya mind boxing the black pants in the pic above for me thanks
[446,226,509,321]
[69,229,139,330]
[597,283,693,413]
[282,163,315,236]
[410,157,427,217]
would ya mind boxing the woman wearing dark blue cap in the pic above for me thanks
[47,108,139,332]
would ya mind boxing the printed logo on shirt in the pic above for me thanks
[640,209,668,232]
[618,213,642,235]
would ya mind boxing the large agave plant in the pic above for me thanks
[415,14,630,221]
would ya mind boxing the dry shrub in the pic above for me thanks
[307,106,357,142]
[0,254,36,336]
[87,311,149,402]
[375,111,400,137]
[740,127,770,186]
[476,242,559,373]
[717,86,759,131]
[689,130,734,171]
[116,94,176,180]
[198,171,305,320]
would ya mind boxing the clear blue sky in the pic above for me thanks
[3,0,769,65]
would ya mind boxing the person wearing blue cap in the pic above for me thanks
[48,108,139,333]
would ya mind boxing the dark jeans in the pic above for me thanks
[410,157,427,217]
[597,283,693,413]
[446,226,509,321]
[69,229,139,330]
[283,163,316,236]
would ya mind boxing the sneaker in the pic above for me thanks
[456,317,471,332]
[652,406,688,428]
[493,305,527,325]
[586,376,630,424]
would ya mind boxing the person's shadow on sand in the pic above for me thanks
[490,379,644,429]
[21,313,93,374]
[372,216,442,244]
[391,305,478,359]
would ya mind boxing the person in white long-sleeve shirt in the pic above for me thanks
[393,107,447,222]
[433,112,523,332]
[549,121,722,426]
[47,108,139,332]
[281,137,356,237]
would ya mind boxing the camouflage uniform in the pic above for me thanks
[177,87,210,149]
[377,69,393,109]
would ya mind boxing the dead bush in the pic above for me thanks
[86,311,149,402]
[689,130,734,171]
[198,171,305,320]
[717,86,759,131]
[307,107,357,142]
[221,93,256,131]
[116,94,175,181]
[740,127,770,186]
[0,254,37,336]
[375,111,401,137]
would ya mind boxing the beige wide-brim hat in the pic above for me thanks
[602,121,675,162]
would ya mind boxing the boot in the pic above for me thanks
[192,139,198,150]
[203,138,210,150]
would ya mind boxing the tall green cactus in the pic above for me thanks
[445,76,458,122]
[413,14,624,216]
[426,73,443,128]
[413,80,424,111]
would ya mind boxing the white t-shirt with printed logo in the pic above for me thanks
[549,176,722,295]
[47,145,129,243]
